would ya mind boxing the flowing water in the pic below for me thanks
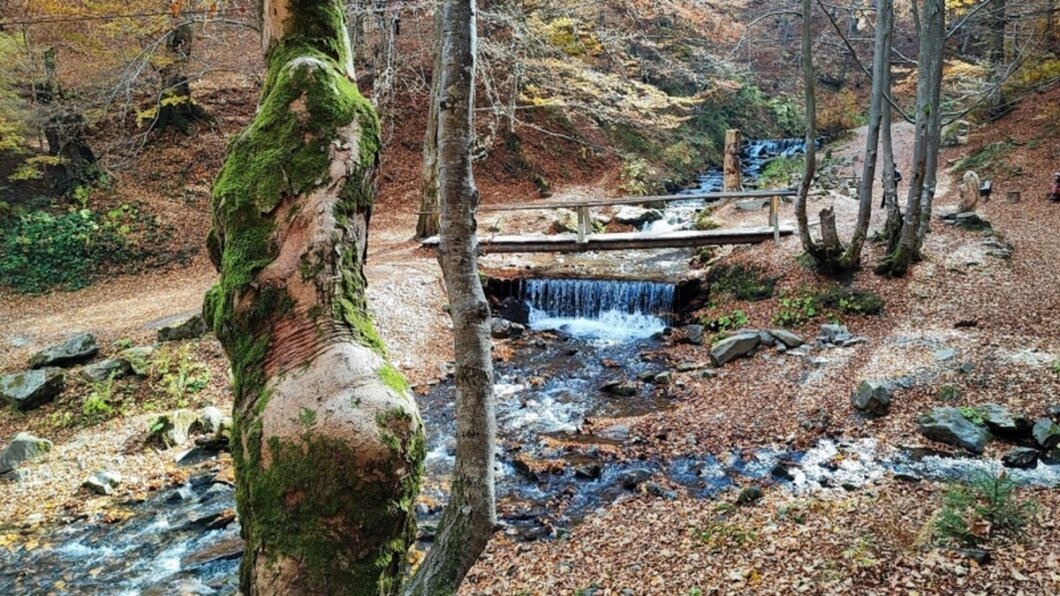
[647,137,810,233]
[5,140,1057,593]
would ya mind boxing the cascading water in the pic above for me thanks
[646,137,810,233]
[521,278,675,341]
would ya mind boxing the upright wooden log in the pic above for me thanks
[724,129,742,192]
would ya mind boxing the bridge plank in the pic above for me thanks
[420,226,795,253]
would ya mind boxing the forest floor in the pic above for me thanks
[2,82,1060,594]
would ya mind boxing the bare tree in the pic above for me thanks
[404,0,497,592]
[795,0,820,261]
[877,0,946,276]
[416,2,442,240]
[204,1,424,592]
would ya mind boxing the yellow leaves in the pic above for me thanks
[0,533,19,551]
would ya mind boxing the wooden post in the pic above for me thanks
[770,196,781,244]
[1007,190,1020,203]
[724,129,742,191]
[576,205,590,244]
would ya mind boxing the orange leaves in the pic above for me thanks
[170,1,184,18]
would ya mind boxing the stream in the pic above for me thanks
[4,138,1057,594]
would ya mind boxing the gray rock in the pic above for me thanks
[619,468,652,490]
[119,346,155,376]
[157,314,208,342]
[682,324,705,346]
[599,424,630,442]
[650,371,672,385]
[29,333,98,368]
[818,324,853,345]
[709,332,761,366]
[934,348,956,361]
[1045,405,1060,420]
[916,407,992,454]
[1042,448,1060,465]
[976,403,1029,437]
[0,433,53,474]
[79,359,132,383]
[496,297,530,325]
[0,368,65,411]
[198,406,226,435]
[851,380,892,416]
[149,410,202,448]
[489,317,513,339]
[613,206,663,226]
[601,381,637,397]
[549,208,578,233]
[83,470,123,495]
[1032,418,1060,450]
[770,329,805,348]
[1001,447,1039,469]
[757,331,776,347]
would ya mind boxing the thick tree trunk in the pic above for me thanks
[415,2,443,240]
[404,0,496,592]
[839,0,892,270]
[204,1,424,593]
[44,111,99,195]
[795,0,820,257]
[723,129,742,191]
[877,0,944,276]
[155,21,209,133]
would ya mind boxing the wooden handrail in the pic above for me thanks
[414,188,796,215]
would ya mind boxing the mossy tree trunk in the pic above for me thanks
[415,2,443,240]
[876,0,944,277]
[404,0,497,592]
[204,1,424,593]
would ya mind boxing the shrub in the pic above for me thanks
[0,209,127,293]
[935,472,1038,547]
[700,309,749,332]
[817,287,884,316]
[149,345,210,408]
[758,156,803,189]
[82,375,117,422]
[707,264,776,301]
[773,294,818,327]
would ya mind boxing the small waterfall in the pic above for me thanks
[521,278,675,340]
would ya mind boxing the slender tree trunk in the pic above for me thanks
[880,39,901,250]
[839,0,893,269]
[986,0,1008,118]
[404,0,496,592]
[877,0,944,276]
[204,1,424,593]
[415,2,443,239]
[796,0,821,258]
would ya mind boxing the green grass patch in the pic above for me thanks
[707,264,776,302]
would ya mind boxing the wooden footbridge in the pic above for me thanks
[420,189,797,253]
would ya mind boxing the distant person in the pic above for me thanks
[880,168,902,207]
[1051,172,1060,203]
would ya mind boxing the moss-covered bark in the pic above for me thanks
[205,2,424,593]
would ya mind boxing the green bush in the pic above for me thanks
[700,309,749,332]
[707,264,776,302]
[817,287,884,316]
[0,204,162,294]
[773,294,818,327]
[935,472,1038,547]
[758,156,803,189]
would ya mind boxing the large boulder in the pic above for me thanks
[0,433,53,474]
[916,407,991,454]
[613,206,663,226]
[851,380,892,416]
[149,410,202,448]
[80,359,132,383]
[709,332,760,366]
[0,368,65,411]
[976,403,1031,438]
[28,333,98,369]
[819,324,854,346]
[157,314,208,342]
[1032,418,1060,450]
